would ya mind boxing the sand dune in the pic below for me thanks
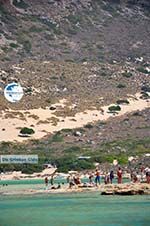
[0,93,149,142]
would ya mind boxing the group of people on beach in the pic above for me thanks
[59,167,122,188]
[88,168,121,186]
[67,167,123,188]
[44,166,150,189]
[90,166,150,185]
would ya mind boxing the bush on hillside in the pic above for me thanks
[84,123,93,129]
[137,67,150,74]
[13,0,29,9]
[117,83,126,88]
[20,127,35,135]
[116,99,129,105]
[122,71,133,78]
[108,105,121,112]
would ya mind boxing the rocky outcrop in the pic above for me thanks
[101,183,150,195]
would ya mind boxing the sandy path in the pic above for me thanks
[0,93,149,142]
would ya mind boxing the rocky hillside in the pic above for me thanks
[0,0,150,66]
[0,0,150,110]
[0,0,150,172]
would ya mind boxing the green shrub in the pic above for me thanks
[1,46,9,53]
[54,157,93,172]
[67,15,81,24]
[20,127,35,135]
[108,105,121,112]
[13,0,29,9]
[137,67,150,74]
[65,146,80,153]
[23,40,31,53]
[117,83,126,88]
[21,164,43,174]
[25,87,32,94]
[51,133,63,142]
[118,155,128,165]
[38,18,57,30]
[9,43,18,48]
[116,99,129,105]
[100,72,107,76]
[122,71,133,78]
[29,26,43,33]
[84,124,93,129]
[0,4,7,14]
[61,128,73,133]
[67,28,77,35]
[132,111,142,117]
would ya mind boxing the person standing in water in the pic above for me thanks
[89,172,94,184]
[50,169,57,185]
[117,167,123,184]
[110,170,114,184]
[45,177,48,189]
[95,169,101,186]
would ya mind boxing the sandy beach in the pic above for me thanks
[0,93,149,142]
[0,167,57,181]
[0,181,150,196]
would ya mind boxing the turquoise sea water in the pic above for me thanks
[0,192,150,226]
[0,178,130,186]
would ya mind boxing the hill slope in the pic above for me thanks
[0,0,150,172]
[0,0,150,65]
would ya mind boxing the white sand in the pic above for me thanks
[0,93,149,142]
[0,168,57,180]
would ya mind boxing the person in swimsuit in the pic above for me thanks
[117,167,122,184]
[45,177,48,189]
[110,170,114,184]
[95,169,101,186]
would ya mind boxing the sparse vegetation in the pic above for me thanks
[20,127,35,135]
[0,0,150,174]
[29,26,43,33]
[84,124,93,129]
[141,86,150,92]
[117,84,126,88]
[25,87,32,94]
[116,99,129,105]
[13,0,29,9]
[23,40,32,53]
[0,137,149,173]
[108,105,121,112]
[137,67,150,74]
[67,14,81,24]
[51,132,63,142]
[61,128,73,133]
[67,28,78,35]
[9,43,19,48]
[122,71,133,78]
[0,4,7,14]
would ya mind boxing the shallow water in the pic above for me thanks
[0,178,130,193]
[0,192,150,226]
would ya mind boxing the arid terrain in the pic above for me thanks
[0,0,149,173]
